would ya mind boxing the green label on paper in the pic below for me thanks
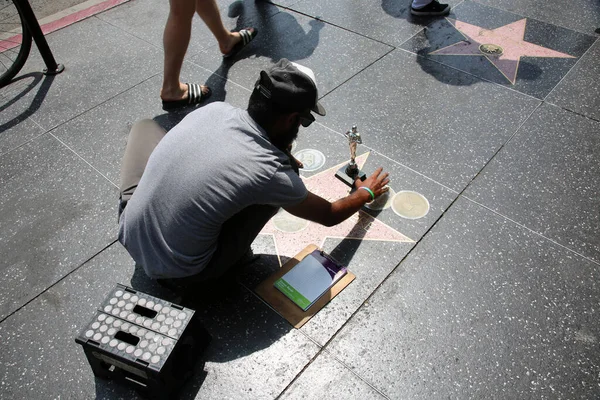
[274,278,311,310]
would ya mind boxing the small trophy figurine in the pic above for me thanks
[335,125,367,187]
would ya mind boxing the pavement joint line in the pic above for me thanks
[40,69,161,137]
[275,341,391,400]
[49,131,119,189]
[461,195,600,267]
[403,46,600,123]
[273,328,393,400]
[1,0,597,397]
[0,239,118,325]
[0,130,49,159]
[474,1,600,38]
[543,37,599,103]
[94,12,166,52]
[301,124,540,372]
[278,6,397,51]
[318,347,392,399]
[1,71,162,182]
[466,101,543,184]
[314,121,461,194]
[403,47,546,103]
[275,342,323,400]
[184,56,253,93]
[318,46,396,99]
[375,148,459,194]
[421,96,600,266]
[549,105,600,124]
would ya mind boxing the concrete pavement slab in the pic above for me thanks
[51,62,250,185]
[3,16,163,132]
[26,0,128,23]
[401,1,596,99]
[475,0,600,36]
[546,40,600,121]
[96,0,205,55]
[189,9,393,96]
[97,0,280,60]
[193,289,320,399]
[0,74,47,154]
[0,242,321,399]
[270,0,303,8]
[28,0,108,20]
[318,49,540,192]
[218,0,282,34]
[290,0,449,48]
[326,197,600,399]
[464,103,600,263]
[0,134,117,320]
[279,350,387,399]
[0,243,143,399]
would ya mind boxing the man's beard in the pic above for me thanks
[275,125,299,151]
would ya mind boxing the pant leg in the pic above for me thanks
[119,119,167,215]
[203,204,279,278]
[159,204,279,291]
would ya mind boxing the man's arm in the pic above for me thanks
[284,167,390,227]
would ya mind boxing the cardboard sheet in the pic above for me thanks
[255,244,355,329]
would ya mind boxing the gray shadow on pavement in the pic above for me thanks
[0,72,54,132]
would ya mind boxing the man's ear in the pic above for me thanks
[285,112,301,127]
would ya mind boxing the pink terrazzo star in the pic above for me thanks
[260,153,414,263]
[430,18,575,84]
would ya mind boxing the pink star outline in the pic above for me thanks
[430,18,575,84]
[260,153,414,264]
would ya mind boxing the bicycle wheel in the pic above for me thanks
[0,0,32,87]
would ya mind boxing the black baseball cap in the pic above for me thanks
[254,58,326,123]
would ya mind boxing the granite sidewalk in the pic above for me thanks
[1,0,599,398]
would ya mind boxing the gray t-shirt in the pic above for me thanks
[119,102,307,278]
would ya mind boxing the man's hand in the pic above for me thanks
[354,167,390,199]
[284,166,391,227]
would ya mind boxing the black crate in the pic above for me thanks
[75,284,210,399]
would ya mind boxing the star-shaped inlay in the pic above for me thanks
[430,18,575,84]
[260,153,414,264]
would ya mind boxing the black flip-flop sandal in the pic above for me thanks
[161,83,211,111]
[222,28,258,59]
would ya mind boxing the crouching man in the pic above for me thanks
[118,59,389,290]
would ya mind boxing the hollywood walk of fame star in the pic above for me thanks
[260,153,414,264]
[429,18,575,84]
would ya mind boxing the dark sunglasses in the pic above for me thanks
[300,115,315,127]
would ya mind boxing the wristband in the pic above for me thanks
[360,187,375,201]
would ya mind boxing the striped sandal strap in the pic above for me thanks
[187,83,204,104]
[239,29,253,46]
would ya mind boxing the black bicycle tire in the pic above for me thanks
[0,0,33,87]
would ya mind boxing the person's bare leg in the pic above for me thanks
[195,0,242,55]
[161,0,209,101]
